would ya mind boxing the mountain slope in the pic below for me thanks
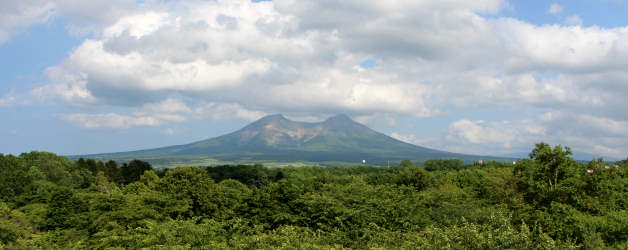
[83,114,508,166]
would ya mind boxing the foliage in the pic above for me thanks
[121,159,153,185]
[205,164,279,187]
[424,158,464,171]
[0,144,626,248]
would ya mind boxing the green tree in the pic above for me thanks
[399,160,413,168]
[206,164,273,187]
[424,159,464,171]
[514,143,579,207]
[45,187,88,229]
[528,143,577,191]
[0,154,29,203]
[104,160,124,184]
[90,171,120,194]
[120,160,152,185]
[20,151,73,185]
[158,167,217,218]
[396,166,434,191]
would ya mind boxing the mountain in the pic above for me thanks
[82,114,509,167]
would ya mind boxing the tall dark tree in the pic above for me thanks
[104,160,123,184]
[120,160,152,185]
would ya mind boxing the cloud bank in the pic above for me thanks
[3,0,628,158]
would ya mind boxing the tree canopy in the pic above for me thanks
[0,145,626,249]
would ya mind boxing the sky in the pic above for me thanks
[1,0,628,160]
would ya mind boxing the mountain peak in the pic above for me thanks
[254,114,289,124]
[241,114,290,131]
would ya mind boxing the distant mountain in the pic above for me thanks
[82,114,510,167]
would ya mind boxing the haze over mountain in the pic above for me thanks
[83,114,509,167]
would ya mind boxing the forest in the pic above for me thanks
[1,143,627,249]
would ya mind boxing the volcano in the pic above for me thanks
[83,114,506,167]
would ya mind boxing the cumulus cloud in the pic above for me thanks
[442,112,628,158]
[40,0,628,117]
[40,0,448,117]
[31,66,97,107]
[5,0,627,156]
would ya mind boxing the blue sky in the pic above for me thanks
[1,0,628,160]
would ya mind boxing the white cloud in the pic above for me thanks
[67,39,270,91]
[390,132,426,145]
[548,3,563,14]
[4,0,626,157]
[0,0,55,45]
[103,11,169,39]
[58,97,268,129]
[39,0,628,120]
[0,90,34,107]
[355,113,398,127]
[495,20,628,73]
[200,103,268,121]
[564,15,583,26]
[141,98,191,114]
[446,119,544,149]
[58,98,192,129]
[0,92,18,107]
[0,0,142,44]
[40,0,446,117]
[31,66,97,106]
[59,113,159,129]
[572,114,628,137]
[442,112,628,158]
